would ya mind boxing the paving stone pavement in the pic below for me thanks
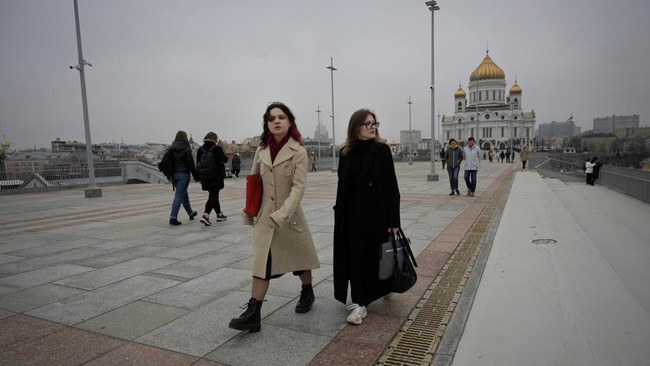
[0,161,515,365]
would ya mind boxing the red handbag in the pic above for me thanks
[244,173,263,216]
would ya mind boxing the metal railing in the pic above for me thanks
[0,163,122,192]
[530,152,650,203]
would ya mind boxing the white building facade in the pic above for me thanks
[441,51,536,151]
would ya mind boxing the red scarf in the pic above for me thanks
[269,134,290,163]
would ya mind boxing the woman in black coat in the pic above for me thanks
[196,131,228,225]
[333,108,401,325]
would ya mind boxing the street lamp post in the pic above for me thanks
[408,96,413,165]
[71,0,101,198]
[326,57,338,172]
[316,106,321,160]
[426,1,439,181]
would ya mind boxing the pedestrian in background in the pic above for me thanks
[463,137,481,197]
[310,151,317,172]
[168,130,198,225]
[585,156,601,186]
[231,152,241,179]
[230,102,320,333]
[333,108,401,325]
[520,145,530,170]
[445,138,463,196]
[196,132,228,226]
[440,148,446,169]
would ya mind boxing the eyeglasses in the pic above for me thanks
[363,121,380,129]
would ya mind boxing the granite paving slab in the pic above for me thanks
[0,246,118,275]
[206,323,332,366]
[151,251,250,279]
[53,257,177,290]
[6,236,106,258]
[0,327,125,365]
[144,267,251,310]
[0,314,67,353]
[83,342,200,366]
[0,263,94,296]
[0,254,23,265]
[26,275,180,325]
[69,244,166,268]
[152,241,232,260]
[265,279,347,337]
[0,283,86,313]
[76,300,190,340]
[136,291,290,357]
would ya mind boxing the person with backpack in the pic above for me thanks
[168,130,199,226]
[196,131,229,226]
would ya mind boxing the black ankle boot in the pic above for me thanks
[229,298,263,332]
[295,283,315,313]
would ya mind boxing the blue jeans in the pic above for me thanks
[447,166,460,191]
[170,172,193,219]
[464,170,478,193]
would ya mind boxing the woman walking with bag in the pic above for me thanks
[229,102,320,333]
[196,132,228,225]
[333,108,401,325]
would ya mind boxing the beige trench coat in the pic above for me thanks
[242,138,320,278]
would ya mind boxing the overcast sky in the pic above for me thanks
[1,0,649,150]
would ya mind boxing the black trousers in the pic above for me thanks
[204,187,222,214]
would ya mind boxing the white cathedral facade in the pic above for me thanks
[441,51,536,152]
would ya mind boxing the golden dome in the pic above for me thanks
[509,83,522,94]
[454,87,466,98]
[469,51,505,81]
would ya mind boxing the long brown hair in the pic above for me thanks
[259,102,303,148]
[341,108,381,156]
[174,130,190,147]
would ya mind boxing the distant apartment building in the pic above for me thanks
[593,114,639,134]
[400,129,422,146]
[538,120,581,138]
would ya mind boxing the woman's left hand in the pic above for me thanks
[388,227,399,234]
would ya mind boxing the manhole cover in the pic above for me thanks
[532,238,557,245]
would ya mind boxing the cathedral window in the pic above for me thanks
[492,90,496,100]
[501,127,505,137]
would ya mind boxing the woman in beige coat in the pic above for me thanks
[520,144,530,170]
[229,102,320,333]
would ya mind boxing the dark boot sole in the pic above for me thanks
[229,321,261,332]
[295,304,312,314]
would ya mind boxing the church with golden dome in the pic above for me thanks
[441,51,535,151]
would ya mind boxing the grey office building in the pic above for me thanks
[593,114,640,134]
[538,121,581,138]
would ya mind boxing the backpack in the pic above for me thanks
[198,145,218,180]
[158,149,175,178]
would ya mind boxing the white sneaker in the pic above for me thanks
[346,304,367,325]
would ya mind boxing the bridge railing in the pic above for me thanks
[530,152,650,203]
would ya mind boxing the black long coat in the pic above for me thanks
[333,140,401,305]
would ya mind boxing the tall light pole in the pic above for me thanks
[408,96,413,165]
[316,106,321,160]
[71,0,101,198]
[326,57,338,172]
[426,1,439,181]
